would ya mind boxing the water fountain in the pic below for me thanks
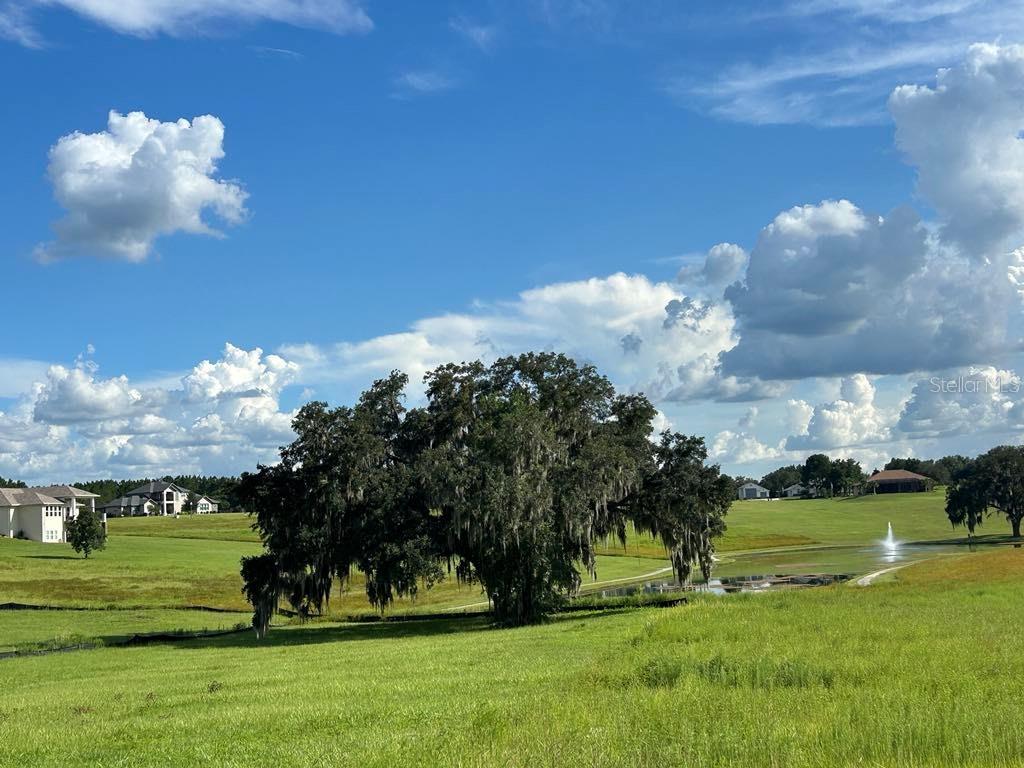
[884,521,897,549]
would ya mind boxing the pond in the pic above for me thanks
[596,537,1009,598]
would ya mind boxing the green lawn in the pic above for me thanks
[0,515,671,648]
[0,609,249,654]
[1,547,1022,767]
[0,492,990,652]
[109,513,261,543]
[597,489,968,560]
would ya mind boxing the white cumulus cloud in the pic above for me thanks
[890,43,1024,254]
[37,110,247,262]
[785,374,893,450]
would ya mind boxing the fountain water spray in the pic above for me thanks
[884,521,897,549]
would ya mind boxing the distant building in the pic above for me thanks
[97,495,162,518]
[865,469,933,494]
[110,481,219,516]
[737,482,770,500]
[782,483,808,498]
[1,485,99,543]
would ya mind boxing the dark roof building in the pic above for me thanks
[124,481,188,497]
[866,469,933,493]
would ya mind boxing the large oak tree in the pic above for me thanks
[240,353,732,636]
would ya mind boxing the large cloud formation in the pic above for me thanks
[719,44,1024,382]
[890,43,1024,255]
[0,344,299,482]
[37,111,247,262]
[282,272,778,404]
[9,44,1024,479]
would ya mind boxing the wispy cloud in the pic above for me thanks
[0,3,43,47]
[392,69,457,97]
[0,0,372,48]
[449,15,497,51]
[673,0,1024,126]
[249,45,304,60]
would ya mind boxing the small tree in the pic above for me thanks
[182,491,198,516]
[67,508,106,558]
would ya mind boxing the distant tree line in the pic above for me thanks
[240,353,734,637]
[750,453,975,499]
[732,455,865,498]
[0,476,26,488]
[72,476,244,511]
[883,456,969,486]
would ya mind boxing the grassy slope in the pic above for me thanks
[1,547,1022,767]
[598,489,966,560]
[0,514,670,648]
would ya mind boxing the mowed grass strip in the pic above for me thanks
[0,534,260,610]
[1,547,1022,767]
[108,513,261,543]
[0,609,250,653]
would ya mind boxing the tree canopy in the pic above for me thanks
[240,353,732,636]
[66,508,106,558]
[885,456,968,486]
[760,465,802,496]
[946,446,1024,539]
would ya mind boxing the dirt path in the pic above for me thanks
[855,562,918,586]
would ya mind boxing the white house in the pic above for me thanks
[107,481,219,516]
[31,485,99,522]
[737,482,770,500]
[1,488,72,543]
[782,483,808,498]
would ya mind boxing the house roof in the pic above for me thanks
[0,488,65,507]
[866,469,931,483]
[783,483,805,490]
[125,481,188,497]
[739,482,768,490]
[29,485,100,499]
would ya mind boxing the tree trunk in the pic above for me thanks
[1013,517,1022,539]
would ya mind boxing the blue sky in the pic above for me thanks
[4,0,1024,483]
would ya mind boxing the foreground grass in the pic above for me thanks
[1,548,1022,767]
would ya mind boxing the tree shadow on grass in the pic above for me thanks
[22,554,82,560]
[166,607,637,652]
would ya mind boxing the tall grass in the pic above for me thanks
[1,548,1023,767]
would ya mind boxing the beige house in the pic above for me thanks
[2,489,71,543]
[1,485,101,543]
[31,485,99,521]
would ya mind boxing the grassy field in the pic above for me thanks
[1,546,1022,766]
[3,490,1022,766]
[0,491,986,650]
[0,513,670,649]
[597,488,966,559]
